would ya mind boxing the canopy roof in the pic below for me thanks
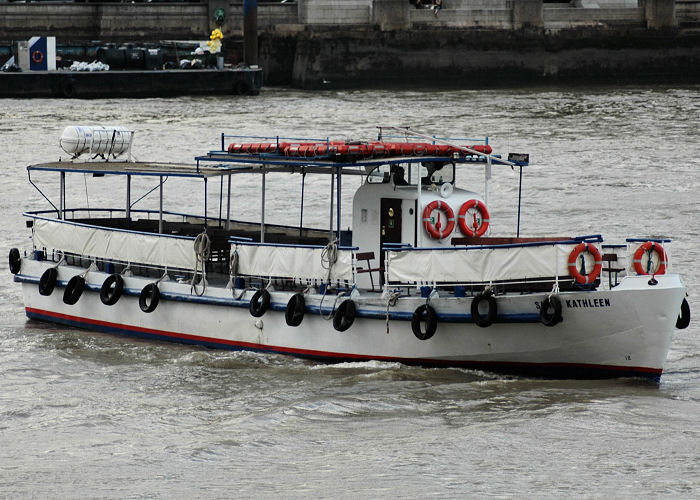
[28,152,525,179]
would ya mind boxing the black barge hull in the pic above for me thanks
[0,68,262,98]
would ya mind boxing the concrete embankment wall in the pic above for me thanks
[1,0,699,88]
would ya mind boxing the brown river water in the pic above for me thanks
[0,86,698,498]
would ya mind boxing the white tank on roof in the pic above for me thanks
[60,125,133,158]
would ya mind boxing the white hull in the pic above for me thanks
[17,259,685,379]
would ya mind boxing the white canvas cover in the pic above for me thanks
[387,243,590,283]
[33,218,196,270]
[233,243,354,281]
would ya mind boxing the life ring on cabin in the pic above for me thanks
[471,291,497,327]
[9,248,21,275]
[567,242,603,285]
[249,289,271,318]
[333,299,356,332]
[100,274,124,306]
[411,304,437,340]
[632,241,667,276]
[540,295,563,327]
[458,200,490,238]
[39,267,58,296]
[285,293,306,327]
[422,200,455,239]
[63,275,86,305]
[676,298,690,330]
[139,283,160,313]
[31,50,44,64]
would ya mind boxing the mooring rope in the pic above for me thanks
[191,231,211,296]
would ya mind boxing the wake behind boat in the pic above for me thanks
[9,125,691,380]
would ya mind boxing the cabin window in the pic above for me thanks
[419,162,454,185]
[366,164,392,184]
[367,162,455,186]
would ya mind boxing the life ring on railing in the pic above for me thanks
[63,275,85,305]
[31,50,44,64]
[100,274,124,306]
[9,248,21,275]
[139,283,160,313]
[285,293,306,327]
[249,289,271,317]
[633,241,667,276]
[333,299,356,332]
[422,200,455,239]
[458,199,490,237]
[540,295,563,327]
[568,242,603,285]
[39,267,58,296]
[412,304,437,340]
[471,291,497,327]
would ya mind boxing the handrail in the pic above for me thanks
[626,237,672,243]
[230,239,358,251]
[27,213,197,241]
[384,236,603,252]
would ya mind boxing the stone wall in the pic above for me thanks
[0,3,208,41]
[2,0,697,41]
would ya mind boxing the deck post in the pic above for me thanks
[329,169,335,239]
[159,175,164,234]
[299,170,306,237]
[336,167,341,242]
[517,166,523,238]
[59,171,65,220]
[260,171,266,243]
[126,174,131,225]
[226,173,231,230]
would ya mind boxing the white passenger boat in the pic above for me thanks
[10,125,691,379]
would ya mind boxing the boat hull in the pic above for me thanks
[17,259,685,380]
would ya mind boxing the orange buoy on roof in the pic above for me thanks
[227,141,492,160]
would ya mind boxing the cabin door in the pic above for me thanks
[380,198,402,284]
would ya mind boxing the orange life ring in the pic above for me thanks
[458,199,490,237]
[422,200,455,239]
[568,242,603,284]
[31,50,44,64]
[633,241,667,275]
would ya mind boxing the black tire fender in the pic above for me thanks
[333,299,356,332]
[9,248,21,274]
[63,275,86,305]
[411,304,438,341]
[249,289,271,317]
[285,293,306,327]
[39,267,58,296]
[676,298,690,329]
[471,291,497,328]
[139,283,160,313]
[540,295,563,327]
[61,78,76,98]
[100,274,124,306]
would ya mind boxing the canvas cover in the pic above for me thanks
[233,243,354,281]
[32,218,196,270]
[387,243,590,284]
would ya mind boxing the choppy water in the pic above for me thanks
[1,87,699,498]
